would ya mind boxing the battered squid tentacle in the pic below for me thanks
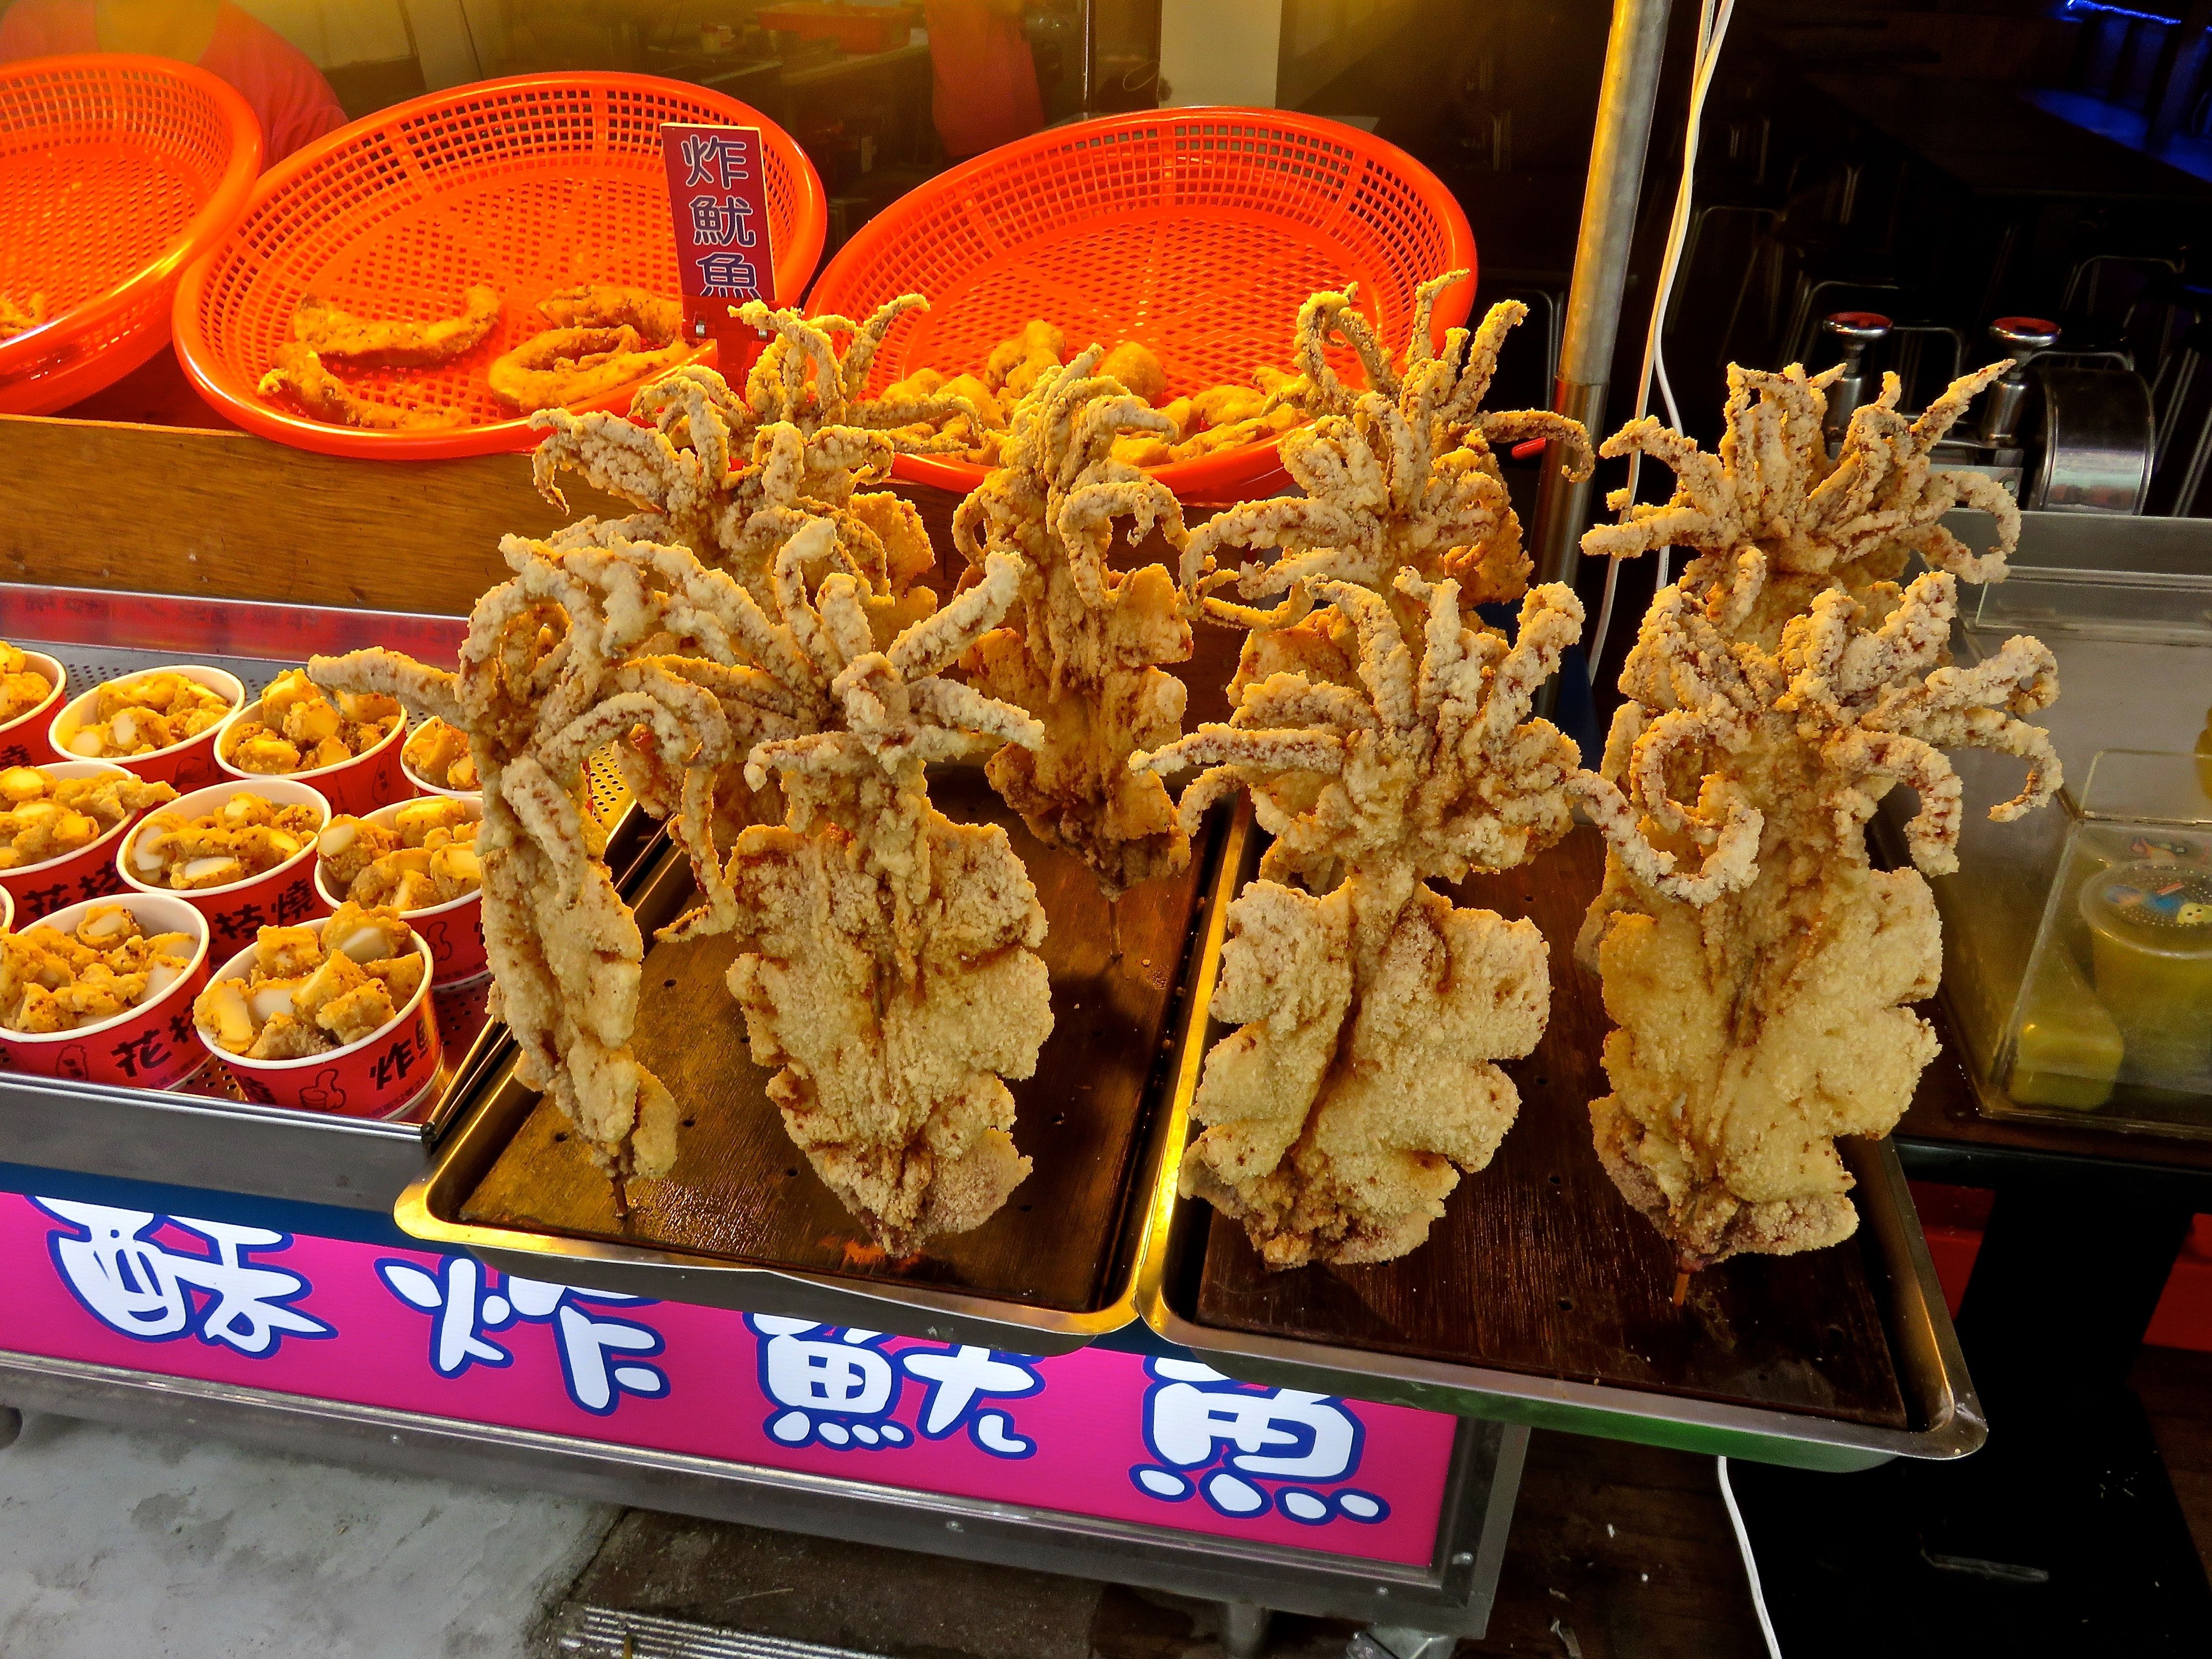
[1133,572,1581,1267]
[1571,358,2062,1270]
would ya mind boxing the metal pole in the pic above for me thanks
[1530,0,1675,599]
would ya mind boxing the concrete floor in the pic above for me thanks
[0,1411,616,1659]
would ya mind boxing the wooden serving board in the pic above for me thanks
[1192,828,1913,1430]
[460,769,1215,1315]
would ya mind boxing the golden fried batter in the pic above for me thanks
[323,798,479,909]
[1139,573,1582,1265]
[1,905,195,1034]
[0,644,53,724]
[193,901,418,1058]
[539,285,684,341]
[257,342,465,430]
[1572,362,2061,1267]
[0,290,47,338]
[0,766,175,869]
[128,791,320,890]
[487,325,689,415]
[404,716,478,790]
[1181,282,1592,643]
[729,547,1054,1251]
[63,672,233,759]
[953,346,1194,898]
[221,668,399,776]
[291,284,502,367]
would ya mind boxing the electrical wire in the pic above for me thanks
[1585,0,1738,679]
[1716,1457,1785,1659]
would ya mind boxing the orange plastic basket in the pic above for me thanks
[175,73,826,460]
[0,55,261,418]
[806,108,1475,503]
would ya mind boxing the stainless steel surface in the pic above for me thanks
[1220,1602,1270,1659]
[1144,1134,1984,1474]
[1349,1632,1458,1659]
[0,1349,1525,1637]
[2029,365,2155,514]
[1821,310,1892,444]
[1980,316,2060,447]
[1529,0,1674,597]
[396,808,1249,1356]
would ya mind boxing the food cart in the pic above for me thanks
[2,21,2203,1655]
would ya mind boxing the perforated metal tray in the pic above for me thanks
[0,583,642,1212]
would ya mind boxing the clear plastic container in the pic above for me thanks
[1991,751,2212,1133]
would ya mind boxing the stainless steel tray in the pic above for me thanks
[0,582,642,1212]
[395,776,1244,1355]
[1135,814,1985,1473]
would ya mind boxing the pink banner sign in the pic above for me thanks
[0,1193,1457,1564]
[661,123,777,335]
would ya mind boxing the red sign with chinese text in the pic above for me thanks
[660,123,778,351]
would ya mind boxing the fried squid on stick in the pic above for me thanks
[308,533,809,1185]
[954,347,1195,898]
[726,547,1056,1252]
[1570,363,2061,1269]
[1137,573,1584,1267]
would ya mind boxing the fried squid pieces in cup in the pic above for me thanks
[1570,362,2061,1272]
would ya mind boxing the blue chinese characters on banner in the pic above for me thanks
[375,1256,669,1416]
[746,1317,1043,1457]
[1129,1358,1389,1525]
[37,1200,333,1358]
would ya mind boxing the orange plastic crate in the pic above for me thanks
[175,73,826,460]
[0,55,261,417]
[805,108,1476,503]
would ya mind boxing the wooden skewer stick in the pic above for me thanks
[1671,1267,1692,1308]
[1109,893,1124,961]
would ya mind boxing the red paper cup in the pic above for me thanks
[0,759,155,923]
[118,778,334,963]
[0,892,211,1090]
[48,665,245,792]
[198,915,439,1118]
[215,696,408,816]
[313,796,486,983]
[0,651,67,769]
[400,721,480,802]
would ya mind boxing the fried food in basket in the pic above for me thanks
[1181,280,1592,645]
[64,672,235,759]
[404,716,478,790]
[257,342,466,431]
[1137,574,1583,1267]
[2,904,195,1034]
[220,669,400,775]
[0,290,47,339]
[0,645,52,723]
[953,346,1196,898]
[193,902,422,1059]
[488,325,690,415]
[1570,362,2061,1270]
[322,799,480,909]
[306,521,830,1184]
[729,543,1055,1253]
[128,792,319,890]
[291,284,503,368]
[539,285,685,342]
[0,767,175,868]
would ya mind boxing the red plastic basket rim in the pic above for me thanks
[172,71,827,462]
[804,106,1477,502]
[0,54,263,381]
